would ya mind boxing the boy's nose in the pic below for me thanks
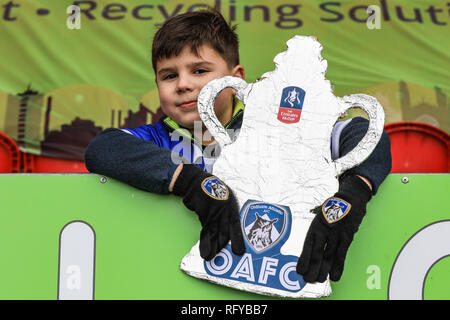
[176,75,194,93]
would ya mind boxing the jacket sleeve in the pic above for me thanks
[84,128,179,194]
[336,117,392,195]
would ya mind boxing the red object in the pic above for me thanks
[384,121,450,173]
[23,153,89,173]
[0,131,21,173]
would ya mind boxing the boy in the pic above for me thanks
[84,9,392,283]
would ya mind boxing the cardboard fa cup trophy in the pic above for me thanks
[180,35,385,298]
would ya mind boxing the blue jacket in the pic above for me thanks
[121,100,246,173]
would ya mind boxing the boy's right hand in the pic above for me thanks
[172,164,246,261]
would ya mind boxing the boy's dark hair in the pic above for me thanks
[152,9,240,73]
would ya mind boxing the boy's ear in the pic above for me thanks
[230,65,245,96]
[231,65,245,80]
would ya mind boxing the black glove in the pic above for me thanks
[172,164,246,261]
[296,174,372,282]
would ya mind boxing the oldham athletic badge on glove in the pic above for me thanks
[296,175,373,282]
[172,164,246,261]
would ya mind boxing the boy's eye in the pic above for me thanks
[194,69,208,74]
[162,73,177,80]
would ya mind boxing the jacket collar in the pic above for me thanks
[161,98,245,142]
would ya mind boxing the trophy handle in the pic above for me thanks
[333,94,385,176]
[197,76,250,149]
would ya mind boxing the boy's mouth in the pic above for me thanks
[178,100,197,109]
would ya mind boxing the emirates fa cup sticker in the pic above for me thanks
[181,35,385,298]
[278,86,305,124]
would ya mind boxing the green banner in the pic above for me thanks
[0,0,449,160]
[0,173,449,299]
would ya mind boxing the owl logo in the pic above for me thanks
[243,202,287,253]
[322,197,351,223]
[201,176,229,200]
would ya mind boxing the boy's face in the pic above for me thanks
[155,44,245,131]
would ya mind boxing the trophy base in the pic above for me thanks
[180,200,332,298]
[180,243,332,298]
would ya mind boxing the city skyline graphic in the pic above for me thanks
[1,84,164,161]
[0,81,447,161]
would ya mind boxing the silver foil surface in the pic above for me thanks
[181,35,385,298]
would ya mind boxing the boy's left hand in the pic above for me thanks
[296,175,372,283]
[172,164,246,261]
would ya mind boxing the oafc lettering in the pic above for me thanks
[206,249,302,291]
[204,201,306,293]
[225,304,267,315]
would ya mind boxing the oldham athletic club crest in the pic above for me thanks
[277,86,305,124]
[243,203,287,253]
[204,200,306,293]
[201,176,229,200]
[322,197,352,223]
